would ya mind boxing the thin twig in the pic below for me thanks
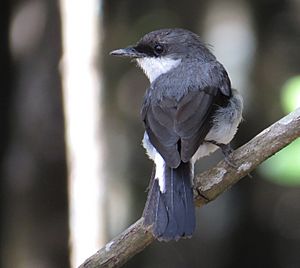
[79,108,300,268]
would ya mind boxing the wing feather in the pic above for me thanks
[142,85,227,166]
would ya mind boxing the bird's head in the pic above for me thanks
[110,28,215,83]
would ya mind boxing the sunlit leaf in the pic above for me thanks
[260,137,300,186]
[281,76,300,113]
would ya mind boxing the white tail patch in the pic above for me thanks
[154,152,166,193]
[142,132,166,192]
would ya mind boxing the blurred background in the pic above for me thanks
[1,0,300,267]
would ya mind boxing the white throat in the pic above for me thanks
[136,57,181,83]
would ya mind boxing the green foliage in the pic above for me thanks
[260,139,300,186]
[260,76,300,186]
[281,76,300,113]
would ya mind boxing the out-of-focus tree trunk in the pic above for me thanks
[0,0,12,263]
[1,0,69,267]
[60,0,107,266]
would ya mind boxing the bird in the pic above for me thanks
[110,28,243,241]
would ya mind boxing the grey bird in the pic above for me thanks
[110,28,243,241]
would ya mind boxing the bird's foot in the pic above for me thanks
[194,187,210,203]
[208,141,237,169]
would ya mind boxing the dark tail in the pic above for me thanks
[143,161,195,241]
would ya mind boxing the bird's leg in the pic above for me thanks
[207,141,253,178]
[207,141,237,168]
[218,143,237,168]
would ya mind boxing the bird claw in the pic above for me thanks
[208,141,238,169]
[219,144,238,169]
[194,187,210,202]
[223,152,238,169]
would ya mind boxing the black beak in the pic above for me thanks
[109,46,145,58]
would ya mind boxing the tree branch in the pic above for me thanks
[79,108,300,268]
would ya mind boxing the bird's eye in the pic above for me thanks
[154,44,164,55]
